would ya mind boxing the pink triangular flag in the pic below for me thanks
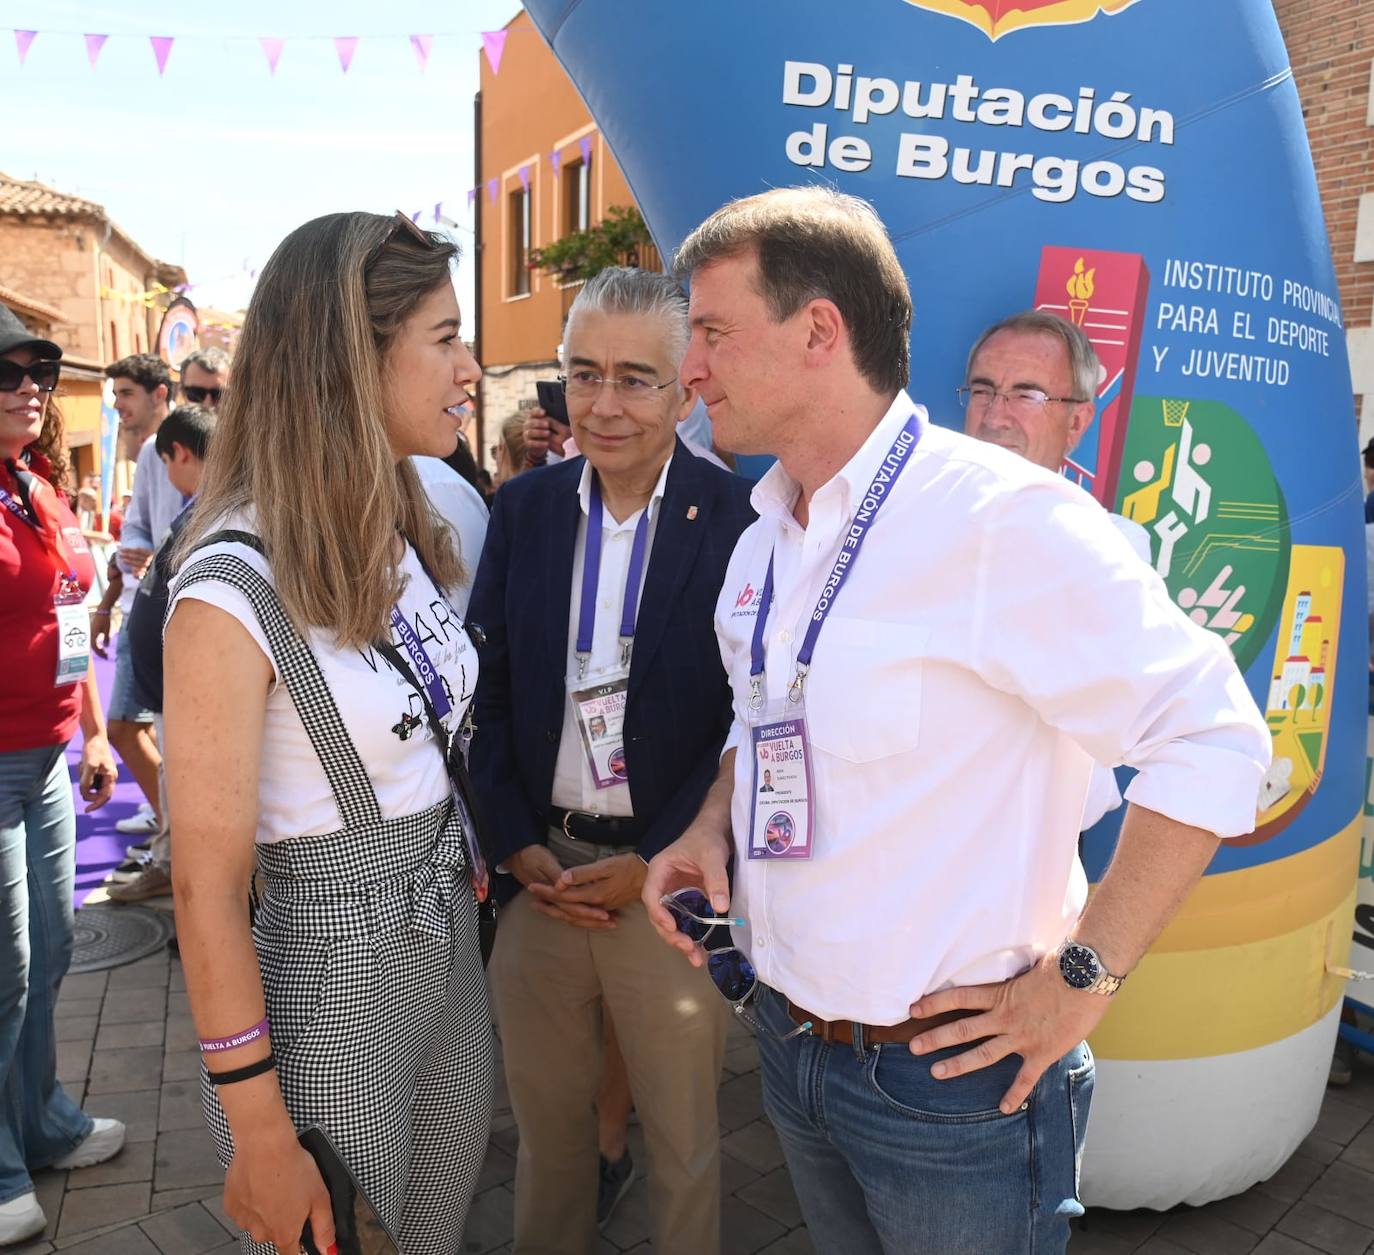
[481,30,507,76]
[551,149,562,175]
[84,34,107,68]
[259,36,285,75]
[486,178,499,205]
[410,34,432,72]
[579,136,593,164]
[14,30,36,65]
[334,36,358,73]
[150,35,174,76]
[518,165,531,192]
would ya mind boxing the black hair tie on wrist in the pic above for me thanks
[206,1054,276,1087]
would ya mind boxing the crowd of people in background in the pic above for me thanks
[0,188,1282,1254]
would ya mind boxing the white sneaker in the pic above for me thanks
[50,1118,126,1170]
[0,1192,45,1246]
[115,805,159,836]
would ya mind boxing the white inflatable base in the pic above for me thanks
[1081,1003,1340,1210]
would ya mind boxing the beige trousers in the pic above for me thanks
[489,828,728,1254]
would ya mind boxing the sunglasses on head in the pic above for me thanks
[660,889,811,1041]
[182,385,223,405]
[0,359,60,394]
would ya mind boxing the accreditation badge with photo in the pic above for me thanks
[747,700,815,859]
[571,675,631,789]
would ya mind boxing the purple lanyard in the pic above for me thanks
[749,413,923,705]
[577,475,652,677]
[389,605,452,720]
[0,479,78,587]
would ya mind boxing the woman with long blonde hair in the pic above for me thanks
[164,213,492,1254]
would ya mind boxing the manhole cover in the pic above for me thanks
[70,904,175,973]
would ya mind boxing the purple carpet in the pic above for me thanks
[68,647,150,907]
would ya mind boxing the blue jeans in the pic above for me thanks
[753,984,1093,1254]
[0,745,93,1203]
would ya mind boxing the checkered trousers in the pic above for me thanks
[177,550,493,1254]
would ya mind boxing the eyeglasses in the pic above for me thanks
[660,889,811,1041]
[957,385,1086,416]
[0,359,60,394]
[559,370,678,402]
[181,385,223,405]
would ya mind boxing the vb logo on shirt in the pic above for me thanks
[730,582,764,619]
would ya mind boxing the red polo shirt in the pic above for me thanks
[1,457,96,752]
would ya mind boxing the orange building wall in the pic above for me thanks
[478,8,638,371]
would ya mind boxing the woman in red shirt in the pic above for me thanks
[0,306,122,1247]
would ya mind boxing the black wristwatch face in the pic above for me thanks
[1059,944,1101,990]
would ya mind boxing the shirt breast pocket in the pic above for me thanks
[807,619,929,763]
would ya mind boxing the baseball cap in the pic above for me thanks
[0,303,61,360]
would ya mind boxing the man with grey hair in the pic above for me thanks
[469,267,755,1252]
[961,309,1100,475]
[641,187,1269,1253]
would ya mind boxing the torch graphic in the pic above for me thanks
[1065,257,1096,325]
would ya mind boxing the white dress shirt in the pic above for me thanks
[550,455,672,816]
[715,393,1270,1025]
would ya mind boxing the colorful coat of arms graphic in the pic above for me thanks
[902,0,1143,40]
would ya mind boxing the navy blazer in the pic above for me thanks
[468,441,756,877]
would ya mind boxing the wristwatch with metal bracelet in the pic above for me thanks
[1055,939,1125,996]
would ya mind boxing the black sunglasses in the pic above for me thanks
[0,359,60,393]
[660,889,810,1041]
[182,385,223,405]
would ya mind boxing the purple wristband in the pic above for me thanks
[199,1018,269,1054]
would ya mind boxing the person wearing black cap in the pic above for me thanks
[0,305,125,1246]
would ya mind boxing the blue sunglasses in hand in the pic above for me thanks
[659,888,811,1041]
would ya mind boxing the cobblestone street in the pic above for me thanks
[10,934,1374,1254]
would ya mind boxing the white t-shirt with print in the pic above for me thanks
[166,511,478,844]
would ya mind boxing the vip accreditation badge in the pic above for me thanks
[571,676,630,789]
[748,711,815,860]
[53,587,90,687]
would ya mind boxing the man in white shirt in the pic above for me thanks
[101,349,230,862]
[96,353,176,837]
[643,187,1271,1254]
[959,309,1153,831]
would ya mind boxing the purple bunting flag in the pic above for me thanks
[334,35,358,73]
[487,178,499,205]
[14,30,36,65]
[150,35,174,76]
[518,165,531,192]
[481,29,507,76]
[579,135,593,164]
[84,33,107,68]
[434,202,443,223]
[260,36,285,75]
[410,34,433,72]
[467,188,477,209]
[551,149,562,175]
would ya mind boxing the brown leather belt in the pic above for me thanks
[786,999,974,1048]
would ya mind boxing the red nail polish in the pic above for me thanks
[327,1244,339,1255]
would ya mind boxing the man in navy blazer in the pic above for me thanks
[468,268,754,1254]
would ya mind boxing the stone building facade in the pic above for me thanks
[0,172,184,494]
